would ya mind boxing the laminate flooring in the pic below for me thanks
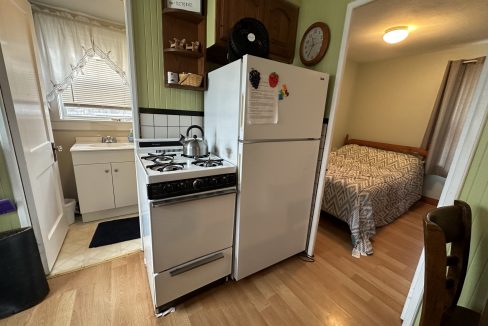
[1,202,432,326]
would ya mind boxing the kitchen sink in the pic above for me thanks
[71,142,134,152]
[88,143,133,148]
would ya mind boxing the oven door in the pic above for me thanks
[149,187,236,273]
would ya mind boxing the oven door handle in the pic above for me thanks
[169,252,225,277]
[150,187,236,207]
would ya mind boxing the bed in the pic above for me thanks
[321,136,427,257]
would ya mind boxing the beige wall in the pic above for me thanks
[345,42,488,147]
[331,60,358,150]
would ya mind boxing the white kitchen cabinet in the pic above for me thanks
[112,161,138,208]
[71,143,138,222]
[74,163,116,213]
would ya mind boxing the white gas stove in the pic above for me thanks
[137,139,236,183]
[136,139,237,314]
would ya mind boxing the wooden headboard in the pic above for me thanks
[344,135,428,158]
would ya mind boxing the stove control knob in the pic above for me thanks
[193,179,204,190]
[163,184,174,193]
[210,177,219,186]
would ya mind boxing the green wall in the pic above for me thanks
[133,0,351,114]
[131,0,203,111]
[0,147,20,232]
[458,116,488,312]
[414,117,488,325]
[206,0,216,47]
[292,0,353,116]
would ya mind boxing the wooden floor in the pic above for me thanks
[1,202,432,326]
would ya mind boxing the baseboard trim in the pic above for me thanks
[81,205,138,222]
[421,196,439,206]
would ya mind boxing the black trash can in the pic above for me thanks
[0,227,49,319]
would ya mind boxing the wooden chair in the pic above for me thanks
[420,200,482,326]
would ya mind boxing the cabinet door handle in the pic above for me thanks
[114,169,119,172]
[105,170,110,173]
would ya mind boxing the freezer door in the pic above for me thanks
[240,55,329,141]
[234,140,320,280]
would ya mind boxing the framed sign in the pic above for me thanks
[166,0,202,14]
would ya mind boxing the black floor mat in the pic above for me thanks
[89,217,140,248]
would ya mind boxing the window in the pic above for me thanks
[60,56,132,121]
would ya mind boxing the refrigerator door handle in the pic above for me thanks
[240,93,245,130]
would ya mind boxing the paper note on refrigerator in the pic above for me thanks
[247,77,278,125]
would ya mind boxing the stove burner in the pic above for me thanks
[192,158,224,168]
[154,156,176,164]
[148,163,186,172]
[182,153,209,159]
[162,164,185,172]
[142,153,176,162]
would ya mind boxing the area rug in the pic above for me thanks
[89,217,140,248]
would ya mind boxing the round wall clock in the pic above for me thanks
[299,22,330,66]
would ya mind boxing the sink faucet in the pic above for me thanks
[102,136,117,143]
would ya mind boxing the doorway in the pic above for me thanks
[30,1,139,277]
[309,0,488,324]
[0,0,139,276]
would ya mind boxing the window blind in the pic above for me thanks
[61,56,131,119]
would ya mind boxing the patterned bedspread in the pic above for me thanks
[321,144,424,257]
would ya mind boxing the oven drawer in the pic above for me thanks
[154,247,232,307]
[150,189,236,273]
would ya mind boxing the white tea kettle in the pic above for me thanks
[179,125,208,158]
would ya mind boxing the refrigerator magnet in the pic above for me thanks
[249,69,261,89]
[268,72,279,88]
[278,84,289,100]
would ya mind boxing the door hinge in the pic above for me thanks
[51,142,63,162]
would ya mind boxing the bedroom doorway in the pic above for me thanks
[308,0,488,325]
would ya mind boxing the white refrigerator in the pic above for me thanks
[204,55,329,280]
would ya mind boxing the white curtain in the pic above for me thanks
[422,57,485,177]
[32,5,128,103]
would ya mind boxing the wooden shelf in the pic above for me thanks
[162,8,204,23]
[162,3,206,92]
[164,83,205,91]
[163,48,203,58]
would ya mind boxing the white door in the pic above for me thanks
[0,0,68,272]
[74,163,115,213]
[240,55,329,141]
[112,161,137,208]
[233,139,320,280]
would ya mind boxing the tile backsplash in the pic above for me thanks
[140,112,203,139]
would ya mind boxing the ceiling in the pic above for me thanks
[33,0,125,24]
[348,0,488,62]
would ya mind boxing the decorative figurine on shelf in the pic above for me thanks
[185,41,200,52]
[169,38,186,50]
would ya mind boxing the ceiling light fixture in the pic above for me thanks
[383,26,409,44]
